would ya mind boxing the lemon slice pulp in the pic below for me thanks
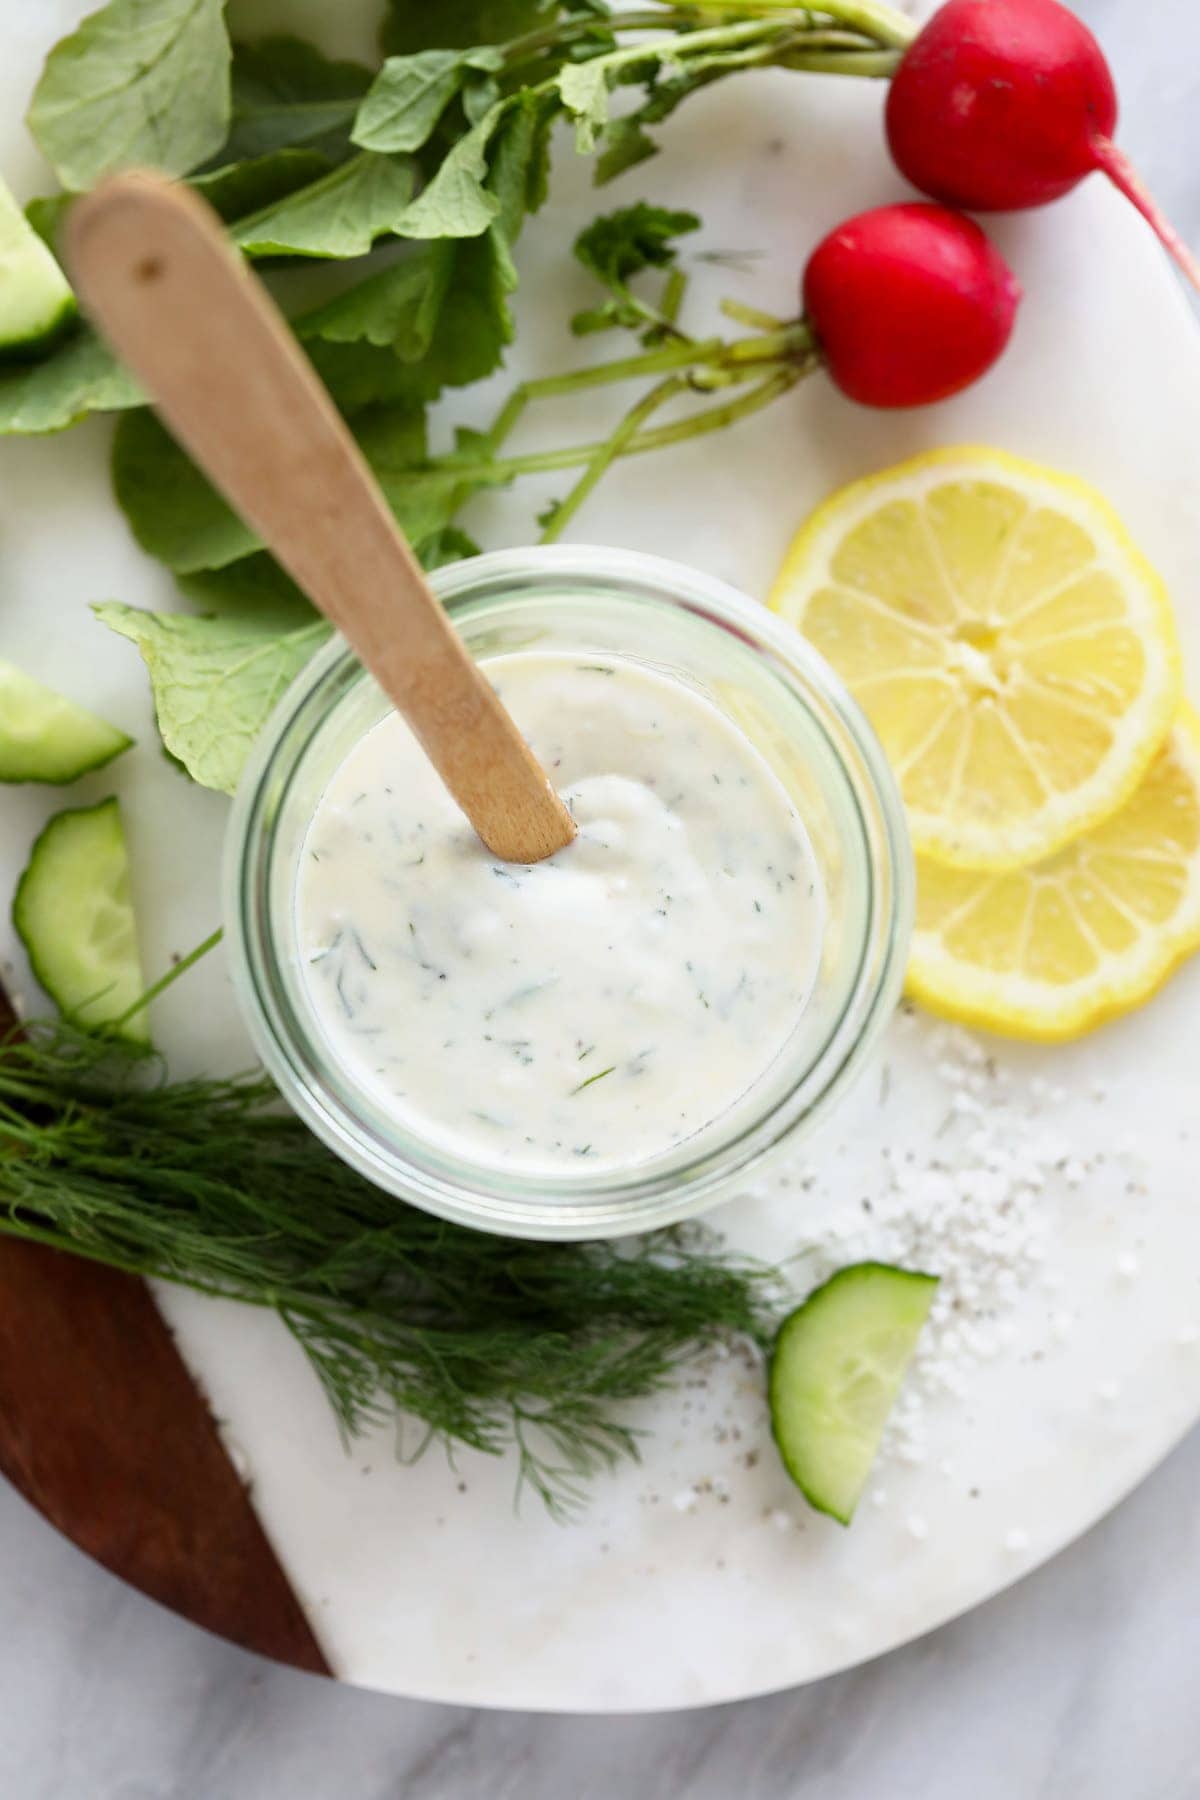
[769,447,1181,870]
[907,710,1200,1039]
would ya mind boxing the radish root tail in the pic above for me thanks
[1091,137,1200,295]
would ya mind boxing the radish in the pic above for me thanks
[802,203,1021,408]
[886,0,1200,293]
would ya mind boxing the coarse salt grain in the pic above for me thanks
[741,1016,1152,1515]
[758,1020,1089,1471]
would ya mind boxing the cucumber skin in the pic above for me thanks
[0,660,132,783]
[12,797,147,1043]
[0,723,131,784]
[0,178,77,361]
[769,1262,939,1526]
[0,294,78,365]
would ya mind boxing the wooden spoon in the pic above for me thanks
[64,170,576,866]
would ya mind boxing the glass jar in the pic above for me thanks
[225,545,912,1240]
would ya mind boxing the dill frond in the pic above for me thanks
[0,1019,779,1513]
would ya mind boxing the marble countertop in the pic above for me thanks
[3,1,1198,1794]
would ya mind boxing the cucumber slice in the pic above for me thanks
[0,659,131,783]
[769,1263,939,1524]
[13,798,147,1041]
[0,176,76,361]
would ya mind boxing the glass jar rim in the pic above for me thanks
[224,544,913,1240]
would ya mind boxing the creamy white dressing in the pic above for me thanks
[296,652,824,1177]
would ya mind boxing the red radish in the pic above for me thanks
[886,0,1200,293]
[802,203,1021,409]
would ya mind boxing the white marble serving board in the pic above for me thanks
[2,0,1200,1713]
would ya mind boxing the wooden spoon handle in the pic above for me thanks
[65,171,576,865]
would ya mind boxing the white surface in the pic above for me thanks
[3,0,1200,1733]
[1,1426,1198,1800]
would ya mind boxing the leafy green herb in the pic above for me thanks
[0,1017,778,1512]
[0,330,140,436]
[420,524,483,569]
[176,553,313,625]
[231,151,419,259]
[355,406,485,546]
[352,72,558,248]
[26,35,375,266]
[572,1064,616,1095]
[361,8,910,238]
[572,202,700,335]
[303,244,450,350]
[388,106,508,238]
[380,0,564,57]
[7,4,907,447]
[94,602,329,794]
[547,19,811,168]
[191,147,338,224]
[555,56,609,153]
[112,409,259,572]
[11,5,902,790]
[487,86,555,231]
[112,397,475,579]
[298,232,515,404]
[102,195,821,783]
[27,0,232,191]
[112,400,472,588]
[22,192,75,256]
[217,35,372,165]
[25,148,351,263]
[354,48,503,155]
[297,336,429,416]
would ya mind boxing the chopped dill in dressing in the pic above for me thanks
[296,652,824,1177]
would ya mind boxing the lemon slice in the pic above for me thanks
[907,709,1200,1040]
[769,447,1181,869]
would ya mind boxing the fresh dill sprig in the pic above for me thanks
[571,1064,616,1095]
[0,1019,779,1515]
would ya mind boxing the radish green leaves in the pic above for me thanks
[9,0,908,792]
[28,0,232,191]
[230,151,419,259]
[94,603,330,796]
[353,48,503,155]
[221,35,371,164]
[0,331,140,435]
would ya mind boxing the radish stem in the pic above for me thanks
[449,365,808,487]
[538,374,690,542]
[672,0,916,48]
[502,2,914,78]
[781,48,904,77]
